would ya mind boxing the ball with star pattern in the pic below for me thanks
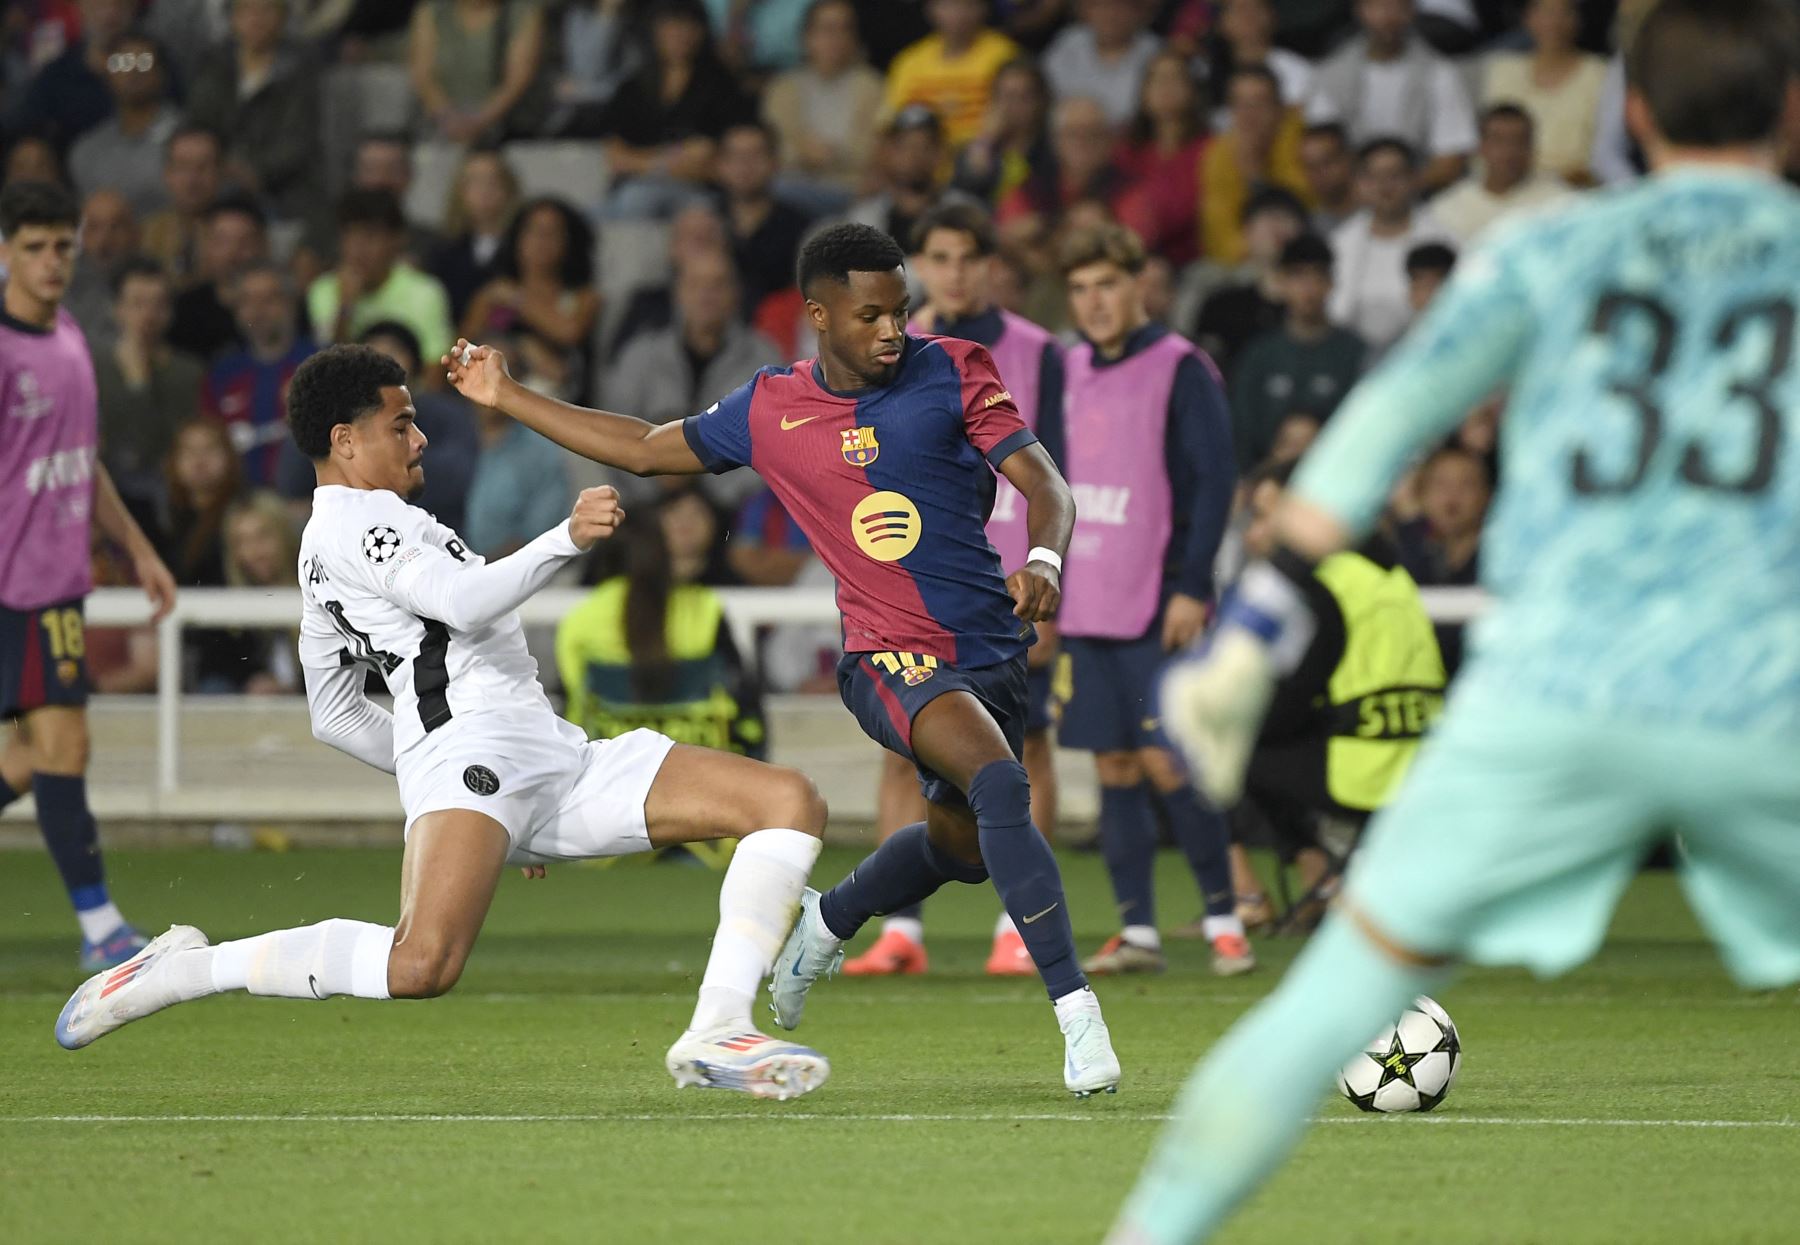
[1336,995,1461,1113]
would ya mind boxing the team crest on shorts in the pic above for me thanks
[463,765,501,796]
[361,525,402,564]
[841,426,880,466]
[56,660,79,686]
[901,664,934,686]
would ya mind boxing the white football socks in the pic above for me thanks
[688,828,822,1035]
[1121,923,1162,951]
[880,915,925,943]
[994,911,1018,938]
[170,919,396,1002]
[75,900,126,944]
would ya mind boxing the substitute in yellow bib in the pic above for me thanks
[1230,458,1445,923]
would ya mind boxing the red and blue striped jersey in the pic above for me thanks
[684,334,1038,668]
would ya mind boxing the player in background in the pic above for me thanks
[1055,224,1249,978]
[845,199,1065,978]
[56,345,835,1101]
[1112,1,1800,1238]
[441,223,1122,1098]
[0,181,178,970]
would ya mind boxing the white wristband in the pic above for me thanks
[1026,546,1063,573]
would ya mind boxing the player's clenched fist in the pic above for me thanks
[1007,562,1060,622]
[568,486,626,550]
[442,337,507,407]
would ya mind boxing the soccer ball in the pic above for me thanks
[1336,995,1461,1113]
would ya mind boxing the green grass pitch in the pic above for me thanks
[3,845,1797,1244]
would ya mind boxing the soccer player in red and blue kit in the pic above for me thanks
[444,223,1122,1097]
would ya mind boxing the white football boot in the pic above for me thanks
[1158,628,1277,808]
[1058,987,1122,1098]
[768,887,843,1031]
[55,924,210,1050]
[666,1029,830,1101]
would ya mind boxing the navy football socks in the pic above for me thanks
[1161,784,1238,917]
[32,773,108,910]
[819,822,982,942]
[969,760,1085,1000]
[1098,782,1158,929]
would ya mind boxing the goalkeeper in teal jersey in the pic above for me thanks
[1110,2,1800,1241]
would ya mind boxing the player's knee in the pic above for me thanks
[754,766,828,837]
[1139,748,1187,793]
[387,938,468,999]
[1093,752,1142,787]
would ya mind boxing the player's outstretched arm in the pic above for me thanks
[997,442,1074,622]
[443,339,705,477]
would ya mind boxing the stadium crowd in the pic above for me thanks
[10,0,1794,705]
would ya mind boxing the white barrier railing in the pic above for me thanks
[87,584,1491,798]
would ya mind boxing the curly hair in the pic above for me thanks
[796,222,906,297]
[495,196,595,289]
[287,344,408,459]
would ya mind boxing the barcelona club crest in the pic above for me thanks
[901,665,934,686]
[841,425,880,467]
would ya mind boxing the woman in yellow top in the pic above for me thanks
[1198,64,1313,265]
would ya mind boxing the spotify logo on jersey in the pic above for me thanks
[851,491,921,562]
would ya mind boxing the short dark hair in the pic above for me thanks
[721,118,778,152]
[1240,185,1308,227]
[496,196,594,288]
[110,255,168,298]
[797,222,906,296]
[165,122,223,160]
[1479,102,1534,134]
[1301,120,1350,149]
[1058,222,1147,276]
[1627,0,1798,147]
[1229,63,1284,106]
[336,188,407,233]
[0,180,78,235]
[287,344,408,459]
[1279,233,1334,272]
[203,191,267,231]
[910,199,997,256]
[1405,242,1457,278]
[1357,136,1418,169]
[358,320,423,374]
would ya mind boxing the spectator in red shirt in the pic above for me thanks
[997,95,1153,251]
[1114,48,1209,265]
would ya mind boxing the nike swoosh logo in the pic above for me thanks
[1022,903,1060,925]
[779,414,821,430]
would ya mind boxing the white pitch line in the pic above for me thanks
[4,1113,1797,1129]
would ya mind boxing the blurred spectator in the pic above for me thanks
[1138,252,1176,325]
[464,398,572,557]
[607,203,729,354]
[408,0,547,145]
[461,196,599,398]
[704,0,814,76]
[67,31,179,219]
[950,57,1052,208]
[762,0,884,207]
[141,125,225,286]
[169,194,270,362]
[1327,138,1450,353]
[186,0,326,229]
[66,188,138,345]
[95,259,207,505]
[1206,0,1322,129]
[1041,0,1159,129]
[714,121,813,317]
[847,105,961,250]
[426,146,521,323]
[1200,65,1309,265]
[202,260,314,487]
[219,490,303,694]
[307,189,455,364]
[1312,0,1476,193]
[1189,186,1306,372]
[597,0,750,218]
[1229,233,1365,470]
[140,416,243,591]
[550,0,645,132]
[997,96,1151,247]
[1114,49,1206,267]
[883,0,1020,152]
[342,132,446,264]
[1299,121,1358,234]
[728,485,814,586]
[1431,104,1569,246]
[1403,240,1456,315]
[3,133,68,188]
[558,487,766,758]
[1482,0,1606,186]
[603,247,779,505]
[1396,443,1490,671]
[15,0,134,151]
[1589,0,1658,188]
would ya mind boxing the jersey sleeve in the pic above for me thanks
[681,372,762,474]
[952,340,1038,467]
[296,581,397,773]
[1292,230,1535,534]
